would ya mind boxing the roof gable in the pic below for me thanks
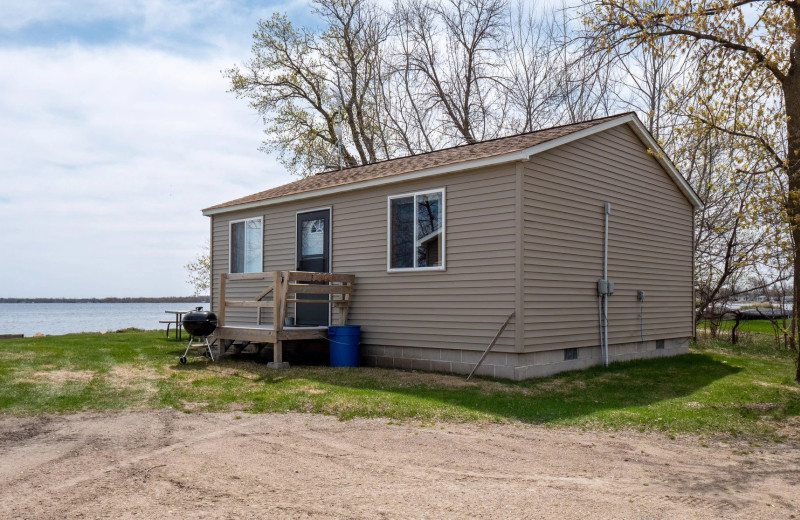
[204,113,702,215]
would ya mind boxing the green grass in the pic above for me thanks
[698,318,786,335]
[0,329,798,440]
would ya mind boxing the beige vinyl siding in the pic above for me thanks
[522,123,693,352]
[211,164,519,351]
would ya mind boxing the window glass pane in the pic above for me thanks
[231,221,245,273]
[244,219,262,272]
[302,219,325,256]
[416,192,442,267]
[390,197,414,268]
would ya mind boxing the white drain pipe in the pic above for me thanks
[603,203,610,367]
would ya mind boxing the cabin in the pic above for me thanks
[202,113,702,379]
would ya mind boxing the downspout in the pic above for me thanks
[604,203,610,367]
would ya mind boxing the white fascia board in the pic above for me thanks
[203,113,703,216]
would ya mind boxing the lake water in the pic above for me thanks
[0,302,208,337]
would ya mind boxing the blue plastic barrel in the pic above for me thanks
[328,325,361,367]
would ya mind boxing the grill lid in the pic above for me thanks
[182,307,217,337]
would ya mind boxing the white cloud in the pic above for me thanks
[0,0,329,298]
[0,43,294,297]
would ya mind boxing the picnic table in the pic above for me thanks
[160,310,188,340]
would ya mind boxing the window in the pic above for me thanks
[388,189,445,271]
[230,217,263,273]
[564,348,578,361]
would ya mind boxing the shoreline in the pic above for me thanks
[0,297,209,304]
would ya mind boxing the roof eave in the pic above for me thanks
[201,149,531,216]
[202,113,703,217]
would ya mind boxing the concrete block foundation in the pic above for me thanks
[360,338,690,381]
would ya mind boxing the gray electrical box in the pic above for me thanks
[597,278,615,296]
[637,290,645,301]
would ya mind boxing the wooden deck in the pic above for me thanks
[212,271,355,366]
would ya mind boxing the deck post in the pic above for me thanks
[339,296,350,325]
[217,273,228,358]
[269,270,287,367]
[218,273,227,326]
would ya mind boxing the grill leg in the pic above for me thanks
[179,336,195,364]
[179,335,216,364]
[181,336,195,358]
[205,337,215,362]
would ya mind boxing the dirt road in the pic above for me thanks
[0,410,797,519]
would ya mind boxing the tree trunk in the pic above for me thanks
[784,76,800,381]
[793,226,800,381]
[731,311,743,345]
[709,315,719,338]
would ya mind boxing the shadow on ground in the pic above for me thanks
[171,345,745,426]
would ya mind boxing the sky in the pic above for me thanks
[0,0,316,298]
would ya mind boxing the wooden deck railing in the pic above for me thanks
[215,271,355,365]
[218,271,355,328]
[284,271,355,325]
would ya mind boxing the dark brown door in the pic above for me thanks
[296,209,330,326]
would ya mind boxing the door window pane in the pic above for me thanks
[302,219,325,256]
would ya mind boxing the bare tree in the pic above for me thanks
[611,39,687,143]
[397,0,508,145]
[548,3,622,125]
[502,1,560,133]
[378,1,447,155]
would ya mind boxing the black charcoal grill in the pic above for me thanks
[179,307,218,364]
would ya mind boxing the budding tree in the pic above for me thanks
[185,241,211,297]
[226,0,392,176]
[587,0,799,380]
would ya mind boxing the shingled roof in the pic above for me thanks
[204,113,653,214]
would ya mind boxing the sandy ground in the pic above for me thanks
[0,411,798,519]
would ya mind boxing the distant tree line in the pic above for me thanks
[0,297,210,304]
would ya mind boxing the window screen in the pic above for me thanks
[390,196,414,269]
[230,218,262,273]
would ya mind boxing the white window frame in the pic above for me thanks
[228,216,263,273]
[387,188,446,272]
